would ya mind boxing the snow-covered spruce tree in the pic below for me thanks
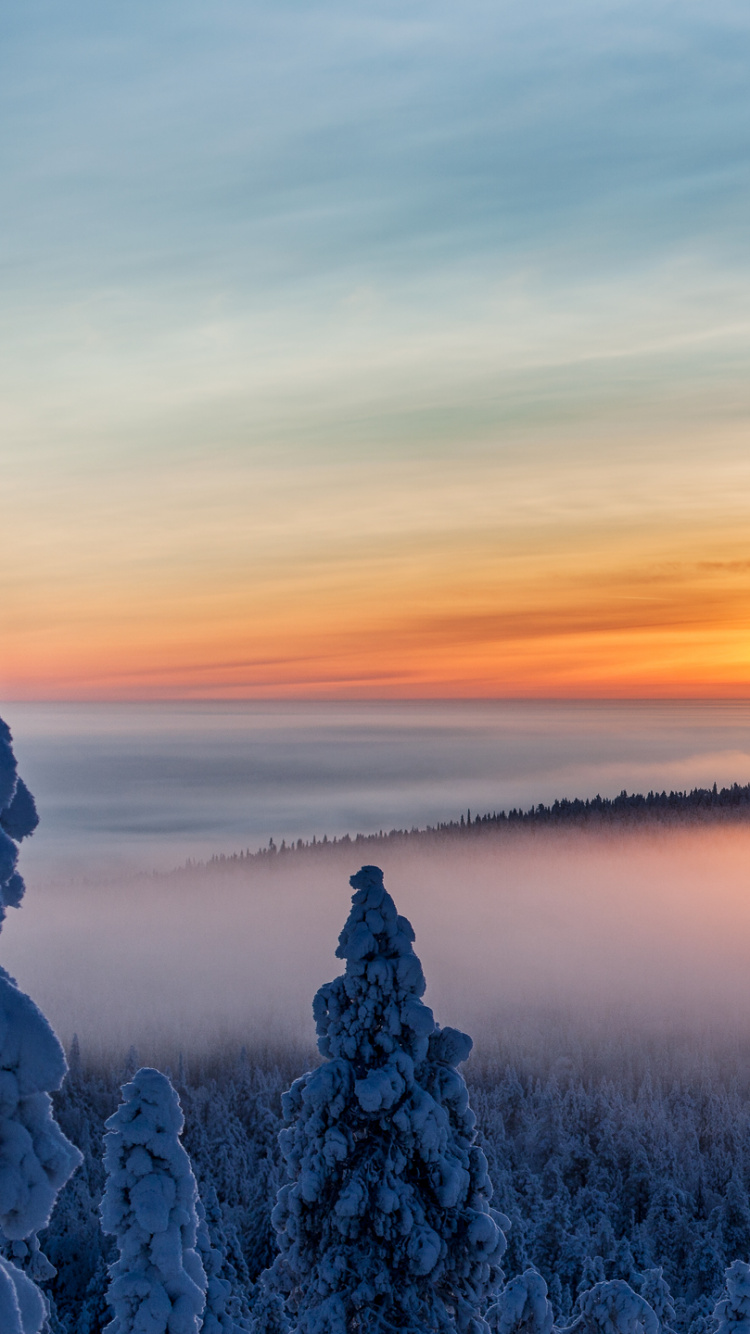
[196,1195,234,1334]
[249,1275,290,1334]
[270,864,506,1333]
[638,1270,675,1334]
[565,1280,659,1334]
[196,1182,254,1334]
[486,1269,554,1334]
[0,718,82,1334]
[100,1067,207,1334]
[714,1261,750,1334]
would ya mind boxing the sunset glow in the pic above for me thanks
[2,3,750,700]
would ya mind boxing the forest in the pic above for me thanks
[38,1028,750,1334]
[4,718,750,1333]
[188,782,750,876]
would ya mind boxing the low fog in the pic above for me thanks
[4,824,750,1067]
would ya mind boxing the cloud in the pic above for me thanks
[3,1,750,698]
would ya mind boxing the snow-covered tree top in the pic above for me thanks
[571,1280,659,1334]
[715,1261,750,1334]
[273,866,503,1333]
[101,1068,206,1334]
[313,863,473,1071]
[105,1065,185,1141]
[487,1269,554,1334]
[0,718,39,929]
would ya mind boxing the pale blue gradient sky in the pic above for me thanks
[2,2,750,696]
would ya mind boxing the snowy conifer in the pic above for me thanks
[196,1183,253,1334]
[567,1280,659,1334]
[638,1269,675,1334]
[0,719,38,926]
[0,719,82,1334]
[249,1275,290,1334]
[270,864,506,1333]
[100,1067,207,1334]
[714,1260,750,1334]
[486,1268,554,1334]
[577,1260,607,1299]
[196,1195,234,1334]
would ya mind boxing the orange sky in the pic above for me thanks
[3,421,750,700]
[3,5,750,700]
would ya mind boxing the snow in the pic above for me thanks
[571,1280,659,1334]
[0,1255,46,1334]
[487,1269,554,1334]
[715,1261,750,1334]
[0,970,81,1240]
[270,864,506,1332]
[3,712,750,1334]
[0,720,38,927]
[0,716,80,1334]
[100,1068,207,1334]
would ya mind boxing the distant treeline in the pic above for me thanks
[177,780,750,875]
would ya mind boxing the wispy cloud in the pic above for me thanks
[2,1,749,696]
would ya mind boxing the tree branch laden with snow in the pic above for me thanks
[270,864,506,1333]
[0,718,82,1334]
[100,1067,207,1334]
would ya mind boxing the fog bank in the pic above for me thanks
[5,699,750,880]
[4,824,750,1065]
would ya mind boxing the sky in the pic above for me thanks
[2,0,750,700]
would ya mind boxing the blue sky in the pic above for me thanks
[2,1,750,697]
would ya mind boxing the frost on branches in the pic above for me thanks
[486,1269,554,1334]
[568,1280,659,1334]
[715,1262,750,1334]
[100,1067,207,1334]
[0,717,38,924]
[270,864,506,1333]
[0,718,82,1334]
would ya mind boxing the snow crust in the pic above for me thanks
[100,1067,207,1334]
[270,864,506,1332]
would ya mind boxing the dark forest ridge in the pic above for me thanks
[176,780,750,876]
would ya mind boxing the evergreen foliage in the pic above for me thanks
[569,1280,658,1334]
[248,1275,290,1334]
[180,782,750,878]
[714,1261,750,1334]
[30,1039,750,1334]
[486,1268,554,1334]
[270,865,506,1333]
[100,1068,207,1334]
[0,718,81,1334]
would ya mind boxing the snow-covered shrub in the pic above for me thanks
[100,1067,207,1334]
[486,1268,554,1334]
[0,719,82,1334]
[270,863,506,1333]
[714,1261,750,1334]
[568,1280,659,1334]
